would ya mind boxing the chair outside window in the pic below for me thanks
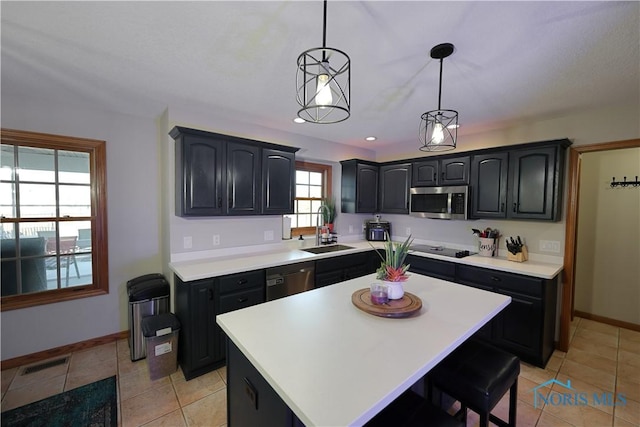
[41,233,80,287]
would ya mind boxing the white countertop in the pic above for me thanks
[169,240,563,282]
[217,273,511,426]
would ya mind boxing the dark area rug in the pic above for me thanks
[1,376,117,427]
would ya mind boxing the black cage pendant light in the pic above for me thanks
[419,43,458,151]
[296,0,350,124]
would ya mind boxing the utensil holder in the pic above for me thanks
[478,237,497,257]
[507,245,528,262]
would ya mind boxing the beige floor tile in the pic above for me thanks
[559,359,616,392]
[119,357,150,377]
[172,369,225,407]
[571,317,582,327]
[182,388,227,427]
[620,338,640,355]
[618,363,640,386]
[64,357,117,391]
[552,349,567,359]
[120,383,179,427]
[617,377,640,403]
[0,374,66,412]
[218,366,227,385]
[546,355,564,373]
[575,328,619,348]
[537,411,576,427]
[141,409,187,427]
[620,328,640,344]
[1,367,18,397]
[8,355,70,390]
[117,339,132,360]
[69,342,117,371]
[578,319,620,337]
[554,373,615,415]
[170,366,186,382]
[619,349,640,369]
[518,376,552,409]
[491,394,541,427]
[566,347,618,376]
[614,397,640,426]
[119,366,172,401]
[569,335,618,361]
[542,397,612,426]
[614,416,639,427]
[519,362,558,385]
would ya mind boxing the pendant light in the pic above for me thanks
[419,43,458,151]
[296,0,350,124]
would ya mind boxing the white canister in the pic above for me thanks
[478,237,497,257]
[282,216,292,240]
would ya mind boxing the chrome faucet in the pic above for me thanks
[315,205,330,246]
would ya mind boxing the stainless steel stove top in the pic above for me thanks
[409,244,475,258]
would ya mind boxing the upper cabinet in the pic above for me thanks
[411,156,469,187]
[340,160,378,213]
[470,139,569,221]
[379,163,412,214]
[171,127,298,217]
[262,148,296,215]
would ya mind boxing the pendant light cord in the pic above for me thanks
[437,58,443,111]
[321,0,328,62]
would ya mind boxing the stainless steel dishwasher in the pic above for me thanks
[266,261,315,301]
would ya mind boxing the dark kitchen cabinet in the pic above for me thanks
[171,126,298,217]
[174,131,224,216]
[456,264,557,367]
[411,156,469,187]
[470,152,509,219]
[315,251,377,288]
[507,146,560,220]
[405,254,456,281]
[175,270,265,380]
[175,276,220,380]
[262,149,296,214]
[379,163,411,214]
[341,160,379,213]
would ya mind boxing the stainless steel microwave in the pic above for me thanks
[409,186,469,220]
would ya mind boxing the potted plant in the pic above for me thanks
[321,197,337,232]
[371,233,413,299]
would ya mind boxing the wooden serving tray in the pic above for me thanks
[351,288,422,318]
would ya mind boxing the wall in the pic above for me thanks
[1,94,163,360]
[574,148,640,325]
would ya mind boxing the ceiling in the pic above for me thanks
[2,1,639,153]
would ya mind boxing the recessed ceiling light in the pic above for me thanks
[365,136,377,141]
[293,117,306,123]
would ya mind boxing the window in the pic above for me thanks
[0,128,108,311]
[289,161,332,237]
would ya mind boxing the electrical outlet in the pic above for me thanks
[264,230,274,241]
[539,240,561,253]
[183,236,192,249]
[349,225,354,233]
[406,227,411,236]
[213,235,220,246]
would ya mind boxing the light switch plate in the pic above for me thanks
[539,240,561,253]
[213,235,220,246]
[183,236,192,249]
[264,230,274,241]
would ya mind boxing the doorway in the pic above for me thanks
[559,138,640,351]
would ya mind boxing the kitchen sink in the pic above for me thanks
[301,244,355,254]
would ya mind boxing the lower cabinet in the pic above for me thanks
[457,265,557,367]
[175,270,265,380]
[405,254,456,281]
[315,251,377,288]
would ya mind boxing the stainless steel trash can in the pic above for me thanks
[141,313,180,380]
[127,275,170,361]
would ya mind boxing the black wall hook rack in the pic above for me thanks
[610,176,640,188]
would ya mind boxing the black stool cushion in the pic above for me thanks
[365,390,463,427]
[429,340,520,413]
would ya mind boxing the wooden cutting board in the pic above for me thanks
[351,288,422,318]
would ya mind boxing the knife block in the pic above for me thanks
[507,245,528,262]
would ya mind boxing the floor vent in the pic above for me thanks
[22,357,69,375]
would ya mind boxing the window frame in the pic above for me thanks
[291,160,332,237]
[0,128,109,311]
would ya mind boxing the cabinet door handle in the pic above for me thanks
[237,279,248,286]
[208,289,214,300]
[433,173,437,181]
[512,203,517,212]
[229,197,233,207]
[441,172,445,181]
[491,276,502,282]
[501,203,505,212]
[237,297,248,303]
[218,197,222,208]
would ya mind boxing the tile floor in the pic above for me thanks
[1,316,639,426]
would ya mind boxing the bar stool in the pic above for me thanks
[365,389,464,427]
[428,339,520,427]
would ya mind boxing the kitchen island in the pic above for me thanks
[217,272,511,426]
